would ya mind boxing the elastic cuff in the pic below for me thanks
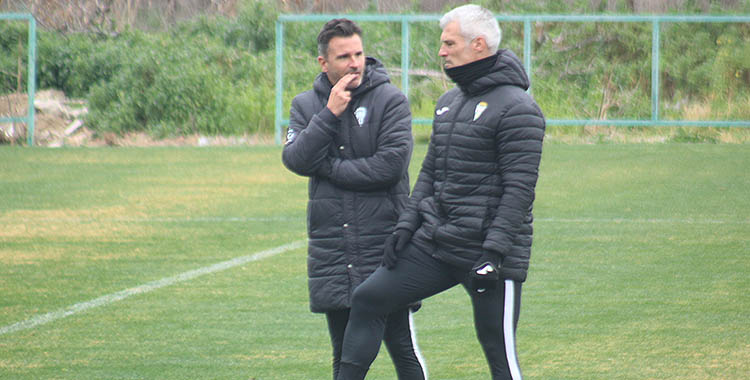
[318,106,341,125]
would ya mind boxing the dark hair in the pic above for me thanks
[317,18,362,57]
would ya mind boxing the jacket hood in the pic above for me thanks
[462,49,530,95]
[313,56,391,98]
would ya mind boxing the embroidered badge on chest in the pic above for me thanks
[474,101,488,121]
[354,106,367,126]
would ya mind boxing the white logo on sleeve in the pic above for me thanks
[474,101,488,121]
[354,107,367,126]
[436,106,450,116]
[285,128,296,144]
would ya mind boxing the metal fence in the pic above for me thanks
[0,13,36,146]
[274,14,750,145]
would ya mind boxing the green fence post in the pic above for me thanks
[275,20,284,145]
[401,17,410,99]
[26,15,36,146]
[523,17,532,93]
[0,13,36,145]
[651,18,660,123]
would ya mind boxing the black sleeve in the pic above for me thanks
[483,99,546,255]
[281,95,340,177]
[324,92,413,191]
[396,130,437,232]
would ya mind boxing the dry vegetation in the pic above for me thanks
[0,0,240,32]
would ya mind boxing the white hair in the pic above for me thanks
[439,4,501,52]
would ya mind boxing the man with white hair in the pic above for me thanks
[335,4,545,380]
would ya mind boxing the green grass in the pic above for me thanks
[1,143,748,379]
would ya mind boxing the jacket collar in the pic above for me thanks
[457,49,530,96]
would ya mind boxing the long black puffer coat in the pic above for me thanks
[282,57,413,312]
[396,49,545,282]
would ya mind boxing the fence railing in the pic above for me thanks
[275,14,750,145]
[0,13,36,146]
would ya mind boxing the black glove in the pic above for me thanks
[470,252,501,293]
[382,229,412,269]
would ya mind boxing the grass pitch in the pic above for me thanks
[1,143,748,379]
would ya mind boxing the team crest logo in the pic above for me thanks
[474,102,488,121]
[354,107,367,126]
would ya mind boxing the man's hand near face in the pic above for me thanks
[326,73,359,117]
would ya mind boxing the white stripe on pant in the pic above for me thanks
[408,310,429,379]
[503,279,523,380]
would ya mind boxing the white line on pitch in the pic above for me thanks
[0,216,304,223]
[536,217,749,224]
[0,240,306,337]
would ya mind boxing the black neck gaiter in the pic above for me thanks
[444,53,498,90]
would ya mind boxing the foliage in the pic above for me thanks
[1,0,750,138]
[0,20,27,92]
[36,31,129,98]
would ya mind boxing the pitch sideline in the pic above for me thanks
[0,240,306,337]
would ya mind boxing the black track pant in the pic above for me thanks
[337,244,523,380]
[326,306,427,380]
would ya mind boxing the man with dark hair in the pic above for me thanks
[282,18,427,380]
[335,5,546,380]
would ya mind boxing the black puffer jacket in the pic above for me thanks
[396,49,545,282]
[282,57,413,312]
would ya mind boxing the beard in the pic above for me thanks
[328,68,364,89]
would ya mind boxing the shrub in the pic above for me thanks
[3,0,750,140]
[84,0,281,137]
[0,21,29,93]
[86,35,234,136]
